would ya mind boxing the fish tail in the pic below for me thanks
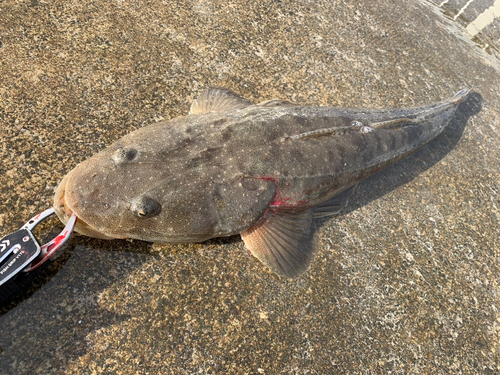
[453,88,471,100]
[415,88,470,138]
[374,89,471,150]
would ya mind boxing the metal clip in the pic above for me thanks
[0,208,77,286]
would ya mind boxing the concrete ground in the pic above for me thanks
[0,0,498,373]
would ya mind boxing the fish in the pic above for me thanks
[53,87,470,278]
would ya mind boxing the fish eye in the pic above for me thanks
[112,147,138,165]
[130,196,162,218]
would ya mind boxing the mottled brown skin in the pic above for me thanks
[54,88,469,277]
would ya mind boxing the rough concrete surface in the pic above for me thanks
[0,0,499,374]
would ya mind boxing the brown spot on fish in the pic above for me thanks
[186,157,202,169]
[213,118,228,127]
[200,147,220,163]
[289,149,304,162]
[221,127,233,142]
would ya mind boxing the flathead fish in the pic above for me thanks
[54,88,470,278]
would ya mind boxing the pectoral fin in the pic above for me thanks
[189,87,252,114]
[241,208,318,278]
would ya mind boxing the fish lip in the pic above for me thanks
[53,172,116,240]
[53,174,71,222]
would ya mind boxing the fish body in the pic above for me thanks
[54,88,470,277]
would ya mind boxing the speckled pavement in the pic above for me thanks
[0,0,499,374]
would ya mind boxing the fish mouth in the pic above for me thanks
[53,172,116,240]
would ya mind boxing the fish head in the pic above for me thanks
[53,136,276,242]
[53,146,153,240]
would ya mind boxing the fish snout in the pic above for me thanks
[53,173,73,225]
[53,170,116,240]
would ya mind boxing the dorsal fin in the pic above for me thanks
[189,87,252,114]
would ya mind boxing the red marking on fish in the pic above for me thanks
[257,176,309,207]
